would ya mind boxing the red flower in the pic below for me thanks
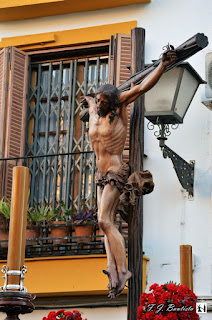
[139,293,149,307]
[137,283,200,320]
[43,309,86,320]
[154,286,165,296]
[47,311,57,320]
[166,283,178,293]
[155,315,164,320]
[147,295,157,304]
[167,313,178,320]
[178,285,189,294]
[64,311,73,317]
[161,291,171,301]
[56,309,66,319]
[149,283,159,291]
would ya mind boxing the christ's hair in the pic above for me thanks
[96,84,120,123]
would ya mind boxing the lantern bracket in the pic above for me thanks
[147,121,195,197]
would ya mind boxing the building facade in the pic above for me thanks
[0,0,211,319]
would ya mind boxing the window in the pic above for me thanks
[0,34,131,256]
[26,50,109,212]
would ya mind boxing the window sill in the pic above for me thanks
[0,255,149,296]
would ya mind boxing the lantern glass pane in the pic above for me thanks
[145,68,181,112]
[175,69,199,118]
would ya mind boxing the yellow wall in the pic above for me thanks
[0,0,150,22]
[0,256,149,296]
[0,21,137,50]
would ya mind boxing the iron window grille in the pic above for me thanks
[26,56,108,213]
[0,48,129,257]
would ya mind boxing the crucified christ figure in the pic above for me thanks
[80,49,176,299]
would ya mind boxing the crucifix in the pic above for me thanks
[81,44,176,296]
[125,29,207,320]
[81,28,207,319]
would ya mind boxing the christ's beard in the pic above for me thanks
[97,108,108,117]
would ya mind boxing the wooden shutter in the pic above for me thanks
[108,34,131,163]
[108,34,131,238]
[4,47,29,197]
[0,48,8,158]
[0,48,9,196]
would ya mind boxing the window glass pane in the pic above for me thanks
[26,56,108,213]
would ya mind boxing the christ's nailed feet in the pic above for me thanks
[103,269,119,294]
[103,269,132,299]
[107,266,119,291]
[108,288,117,299]
[116,270,132,297]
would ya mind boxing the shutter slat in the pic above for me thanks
[4,47,29,197]
[14,69,26,79]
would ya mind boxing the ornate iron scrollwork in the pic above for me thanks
[147,120,194,196]
[162,145,194,195]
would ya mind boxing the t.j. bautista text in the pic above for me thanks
[146,303,194,314]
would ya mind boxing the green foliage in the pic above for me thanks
[27,203,52,225]
[0,193,72,226]
[45,202,72,222]
[27,201,72,223]
[0,197,11,229]
[0,197,11,220]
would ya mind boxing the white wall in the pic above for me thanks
[0,0,211,301]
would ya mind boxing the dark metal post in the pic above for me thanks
[127,27,145,320]
[0,292,35,320]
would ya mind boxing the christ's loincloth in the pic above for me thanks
[96,163,154,222]
[96,163,130,193]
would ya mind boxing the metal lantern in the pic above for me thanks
[144,62,205,124]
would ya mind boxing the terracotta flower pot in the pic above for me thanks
[51,221,70,244]
[97,227,105,240]
[26,224,41,245]
[95,227,105,249]
[0,228,9,248]
[74,225,93,243]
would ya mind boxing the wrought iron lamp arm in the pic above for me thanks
[148,121,194,195]
[160,143,194,195]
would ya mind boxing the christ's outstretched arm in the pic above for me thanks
[119,50,176,106]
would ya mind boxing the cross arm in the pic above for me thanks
[118,33,208,92]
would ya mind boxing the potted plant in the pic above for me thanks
[72,210,96,243]
[45,202,72,245]
[26,203,50,245]
[137,282,200,320]
[43,309,87,320]
[0,197,11,247]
